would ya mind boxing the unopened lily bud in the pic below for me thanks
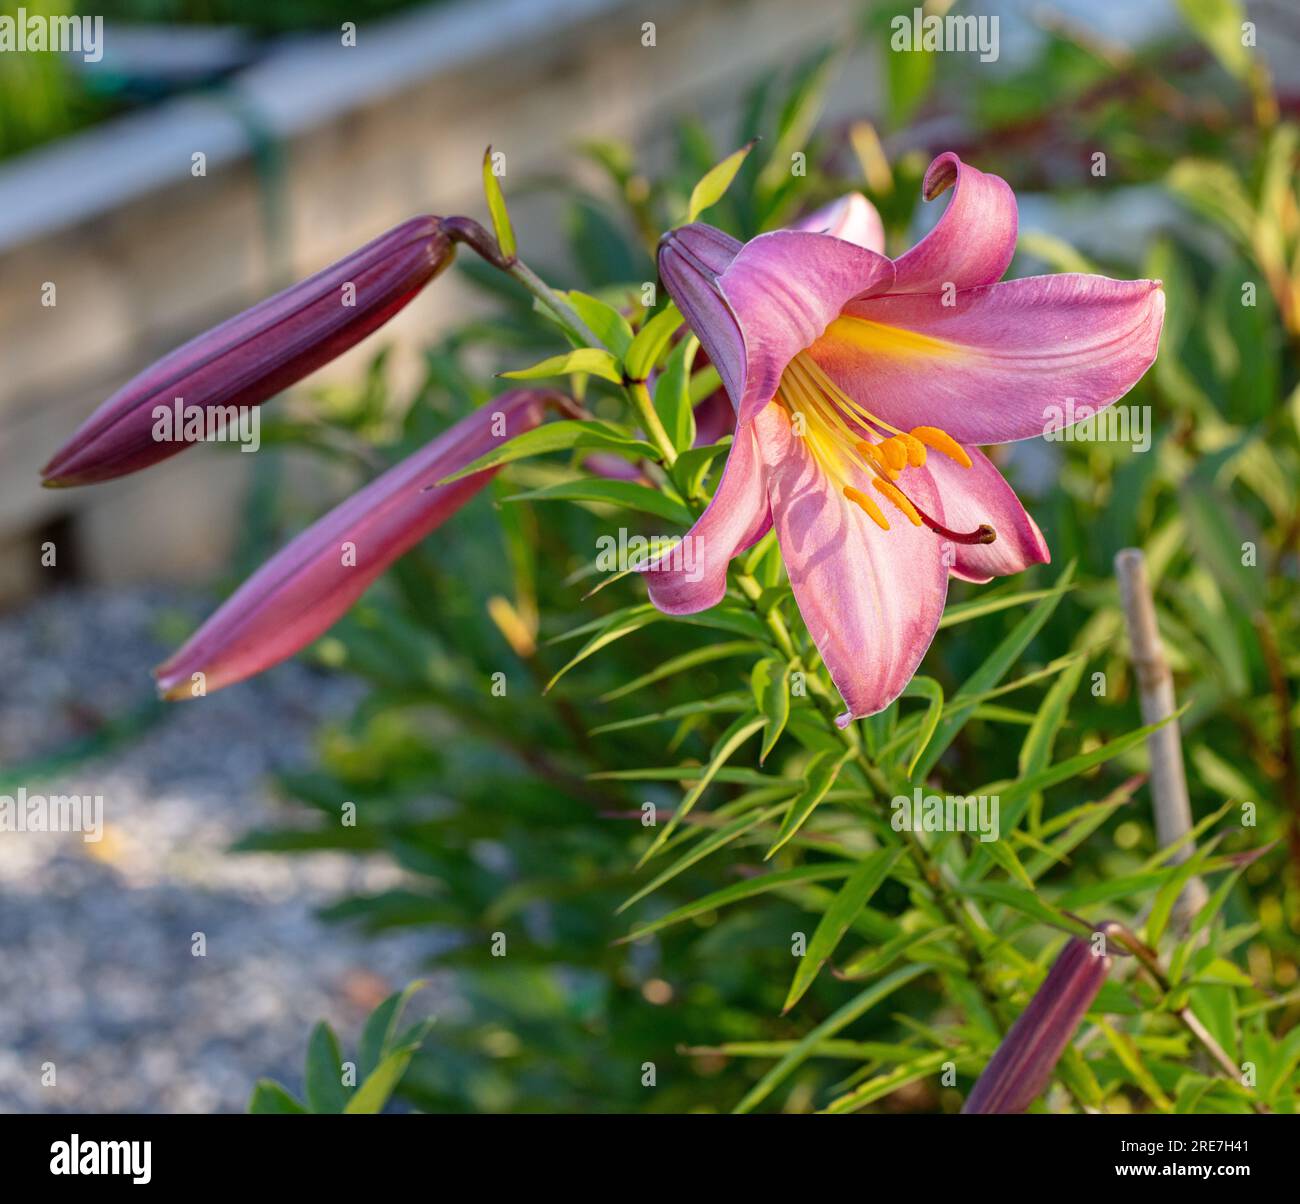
[962,929,1114,1114]
[153,389,552,699]
[43,216,453,486]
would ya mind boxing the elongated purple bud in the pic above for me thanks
[153,389,552,700]
[962,931,1113,1114]
[42,217,453,487]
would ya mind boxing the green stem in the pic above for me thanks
[507,259,600,348]
[625,378,679,468]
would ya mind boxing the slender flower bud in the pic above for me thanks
[153,389,551,700]
[962,929,1114,1114]
[42,217,454,487]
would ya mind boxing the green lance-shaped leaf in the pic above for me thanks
[357,980,427,1080]
[619,863,855,942]
[751,656,791,763]
[482,144,517,260]
[765,747,851,860]
[734,963,929,1114]
[440,419,659,483]
[505,478,693,526]
[343,1046,420,1115]
[618,798,792,913]
[248,1079,308,1114]
[500,347,623,385]
[1173,0,1253,82]
[783,847,904,1013]
[638,713,766,863]
[671,435,732,499]
[304,1021,349,1114]
[654,333,700,452]
[914,562,1075,779]
[600,640,762,702]
[686,139,757,223]
[625,302,683,381]
[899,676,943,778]
[561,290,635,356]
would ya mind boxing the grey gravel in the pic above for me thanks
[0,587,441,1114]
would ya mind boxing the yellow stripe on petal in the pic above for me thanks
[815,314,959,360]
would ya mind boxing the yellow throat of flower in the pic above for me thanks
[774,344,995,546]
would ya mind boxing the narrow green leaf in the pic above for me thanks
[501,347,623,384]
[914,563,1075,778]
[545,607,662,692]
[1173,0,1253,81]
[482,145,516,260]
[821,1049,957,1114]
[734,964,929,1114]
[620,862,853,941]
[1146,840,1222,947]
[1099,1020,1174,1111]
[958,882,1091,936]
[671,436,732,499]
[600,640,761,702]
[765,748,850,860]
[625,302,683,380]
[619,799,790,912]
[562,290,634,356]
[978,840,1037,891]
[654,334,699,452]
[751,657,791,764]
[783,848,904,1012]
[343,1046,418,1115]
[638,714,767,862]
[304,1021,349,1115]
[440,419,658,484]
[937,587,1072,629]
[686,140,756,223]
[358,980,426,1080]
[248,1079,308,1114]
[506,477,693,525]
[900,676,943,778]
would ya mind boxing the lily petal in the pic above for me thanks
[754,406,948,724]
[640,419,772,614]
[791,192,886,254]
[658,224,745,408]
[891,152,1017,295]
[717,230,894,423]
[813,274,1165,445]
[924,446,1051,583]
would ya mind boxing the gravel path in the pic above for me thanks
[0,587,439,1113]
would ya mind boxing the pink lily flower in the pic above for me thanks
[154,389,550,699]
[650,152,1164,725]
